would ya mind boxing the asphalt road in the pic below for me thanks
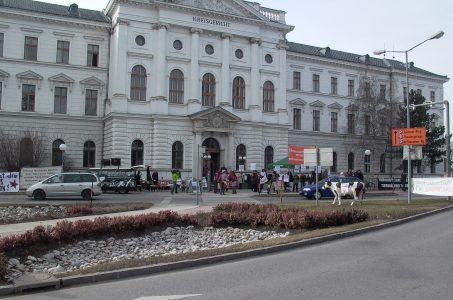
[6,209,453,299]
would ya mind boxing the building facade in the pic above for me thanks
[0,0,448,178]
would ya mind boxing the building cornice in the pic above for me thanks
[0,57,108,73]
[0,111,103,122]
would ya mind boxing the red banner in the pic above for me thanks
[289,146,314,165]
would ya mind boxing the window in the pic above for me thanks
[232,76,245,109]
[430,91,435,102]
[347,113,355,134]
[173,40,183,50]
[52,139,65,166]
[265,54,273,64]
[348,79,354,97]
[264,146,274,169]
[202,73,215,107]
[331,152,337,173]
[365,82,371,98]
[0,33,4,57]
[205,44,214,55]
[364,154,371,173]
[235,49,243,59]
[83,141,96,168]
[172,141,184,169]
[85,89,97,116]
[19,138,34,167]
[313,74,320,92]
[131,140,144,166]
[331,112,338,133]
[380,154,386,173]
[331,77,337,95]
[364,115,371,135]
[380,84,386,100]
[263,81,274,112]
[293,71,301,90]
[403,87,407,101]
[130,65,147,101]
[22,84,35,112]
[87,44,99,67]
[236,144,246,170]
[24,36,38,61]
[135,35,145,46]
[313,110,320,131]
[169,69,184,104]
[293,108,301,130]
[56,40,69,64]
[348,152,355,171]
[54,87,67,114]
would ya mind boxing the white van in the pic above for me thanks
[26,173,101,200]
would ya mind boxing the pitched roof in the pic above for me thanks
[0,0,110,23]
[287,41,448,80]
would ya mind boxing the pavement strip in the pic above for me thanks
[133,295,202,300]
[160,196,173,205]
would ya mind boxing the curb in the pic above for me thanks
[4,204,453,296]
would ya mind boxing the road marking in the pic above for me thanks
[161,196,172,205]
[134,295,202,300]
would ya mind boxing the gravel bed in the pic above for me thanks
[0,206,66,224]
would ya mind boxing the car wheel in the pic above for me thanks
[119,187,127,194]
[33,190,46,201]
[314,191,322,200]
[82,190,92,201]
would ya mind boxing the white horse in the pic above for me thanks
[324,180,365,205]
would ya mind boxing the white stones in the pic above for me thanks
[48,265,65,274]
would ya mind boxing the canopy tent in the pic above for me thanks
[267,157,295,169]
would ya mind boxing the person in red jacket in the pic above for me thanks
[228,170,238,194]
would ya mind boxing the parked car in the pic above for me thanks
[300,176,364,199]
[26,173,101,201]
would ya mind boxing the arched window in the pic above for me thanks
[169,69,184,104]
[264,146,274,169]
[172,141,184,169]
[236,144,246,171]
[83,141,96,168]
[131,140,144,166]
[52,139,65,166]
[331,151,337,173]
[348,152,355,171]
[263,81,275,112]
[232,76,245,109]
[19,138,34,168]
[364,153,371,173]
[380,153,386,173]
[202,73,215,107]
[130,65,147,101]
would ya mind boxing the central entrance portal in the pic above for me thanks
[202,138,220,182]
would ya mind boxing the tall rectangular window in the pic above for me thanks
[380,84,386,100]
[22,84,36,111]
[313,110,320,131]
[56,40,70,64]
[364,115,371,135]
[331,77,337,95]
[0,33,4,57]
[365,82,371,98]
[430,91,435,102]
[312,74,320,93]
[331,112,338,133]
[348,79,354,97]
[24,36,38,61]
[54,87,67,114]
[85,89,98,116]
[403,87,407,101]
[293,71,301,90]
[293,108,301,130]
[347,113,355,134]
[87,44,99,67]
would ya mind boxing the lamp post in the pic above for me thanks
[374,30,445,204]
[238,155,246,171]
[364,149,371,173]
[59,143,67,171]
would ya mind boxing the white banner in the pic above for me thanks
[20,166,62,189]
[0,172,20,192]
[412,178,453,196]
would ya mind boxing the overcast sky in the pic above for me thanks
[45,0,452,103]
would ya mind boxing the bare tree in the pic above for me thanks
[0,131,20,172]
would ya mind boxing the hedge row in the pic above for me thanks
[208,203,369,229]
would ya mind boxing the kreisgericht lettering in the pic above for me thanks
[193,17,231,28]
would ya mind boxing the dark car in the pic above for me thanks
[300,176,363,199]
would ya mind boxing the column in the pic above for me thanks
[227,132,235,170]
[221,33,232,110]
[151,23,169,115]
[188,28,202,114]
[277,41,289,124]
[110,19,129,113]
[249,38,262,122]
[192,132,202,178]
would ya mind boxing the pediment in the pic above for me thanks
[309,100,325,108]
[16,70,43,81]
[0,69,10,79]
[289,98,307,106]
[327,102,343,110]
[80,76,105,87]
[49,73,75,83]
[190,106,241,129]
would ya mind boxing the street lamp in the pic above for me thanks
[364,149,371,173]
[59,143,67,170]
[238,155,247,170]
[374,30,445,204]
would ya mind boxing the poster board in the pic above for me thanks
[20,166,62,189]
[0,172,20,192]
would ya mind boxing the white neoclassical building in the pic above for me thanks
[0,0,448,178]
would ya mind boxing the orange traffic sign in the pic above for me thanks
[391,128,426,146]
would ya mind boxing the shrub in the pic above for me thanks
[65,205,94,217]
[0,253,8,281]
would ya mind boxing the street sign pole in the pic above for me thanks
[315,146,319,207]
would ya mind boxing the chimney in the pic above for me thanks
[410,61,414,68]
[68,3,79,17]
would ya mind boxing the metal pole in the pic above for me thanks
[196,145,200,205]
[315,146,319,207]
[445,100,451,177]
[405,51,412,204]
